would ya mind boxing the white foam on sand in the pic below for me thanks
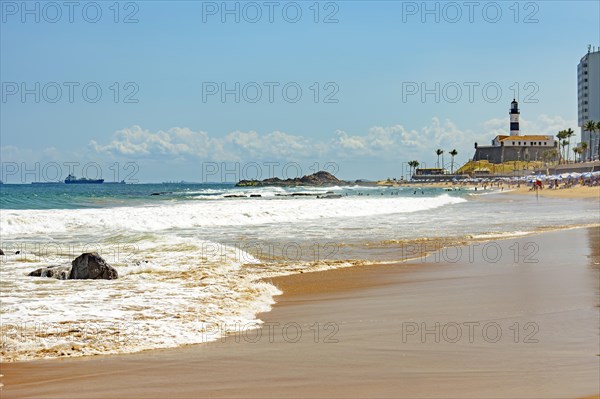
[0,236,282,362]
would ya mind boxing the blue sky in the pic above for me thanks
[1,0,599,182]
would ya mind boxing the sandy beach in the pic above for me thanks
[396,182,599,199]
[503,185,600,199]
[2,227,598,398]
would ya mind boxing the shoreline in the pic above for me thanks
[2,226,599,398]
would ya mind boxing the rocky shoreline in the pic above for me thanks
[236,171,362,187]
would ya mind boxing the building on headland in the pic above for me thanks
[578,45,600,160]
[414,168,445,176]
[472,100,557,163]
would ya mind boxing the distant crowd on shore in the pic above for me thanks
[531,174,600,191]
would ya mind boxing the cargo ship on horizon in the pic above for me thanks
[64,174,104,184]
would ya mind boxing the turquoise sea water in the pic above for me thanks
[0,183,464,210]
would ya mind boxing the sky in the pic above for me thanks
[1,0,599,183]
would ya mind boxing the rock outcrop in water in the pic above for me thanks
[28,263,72,279]
[28,252,118,280]
[70,252,119,279]
[236,171,347,187]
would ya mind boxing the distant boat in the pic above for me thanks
[105,180,126,185]
[64,174,104,184]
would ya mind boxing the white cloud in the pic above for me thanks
[331,118,478,161]
[482,114,578,139]
[88,119,480,164]
[223,130,313,159]
[91,126,321,162]
[83,113,577,169]
[89,125,215,158]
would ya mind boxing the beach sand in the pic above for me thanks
[397,182,599,200]
[1,227,599,398]
[503,185,600,199]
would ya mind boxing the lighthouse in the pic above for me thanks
[509,99,520,135]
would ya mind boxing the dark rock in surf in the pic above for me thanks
[28,253,118,280]
[28,263,72,280]
[69,253,118,280]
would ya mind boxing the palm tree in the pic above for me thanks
[556,130,567,163]
[541,150,549,166]
[435,149,444,169]
[581,141,588,162]
[581,142,588,162]
[549,149,559,165]
[584,120,597,161]
[565,128,575,163]
[541,149,557,167]
[573,147,583,162]
[560,139,569,163]
[552,149,559,165]
[407,160,419,177]
[449,149,458,174]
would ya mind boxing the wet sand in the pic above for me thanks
[2,227,599,398]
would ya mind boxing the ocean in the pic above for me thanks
[0,183,596,361]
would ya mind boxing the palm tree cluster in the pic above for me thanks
[582,120,600,161]
[434,149,459,172]
[407,149,459,178]
[407,160,420,177]
[562,120,600,163]
[541,149,559,165]
[556,128,575,163]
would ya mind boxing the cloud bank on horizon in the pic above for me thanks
[0,113,579,182]
[90,113,575,158]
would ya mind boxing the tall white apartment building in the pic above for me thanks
[578,46,600,160]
